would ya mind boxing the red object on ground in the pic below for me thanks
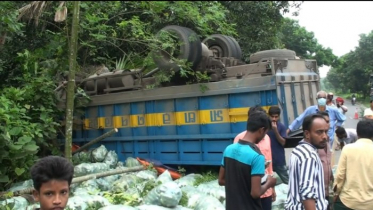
[136,157,182,180]
[71,144,80,152]
[354,108,359,119]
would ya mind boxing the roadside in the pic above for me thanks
[334,92,370,108]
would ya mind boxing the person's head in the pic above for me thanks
[268,106,281,122]
[31,156,74,210]
[327,92,334,102]
[302,114,329,149]
[246,111,272,143]
[356,119,373,139]
[336,97,344,107]
[335,127,347,139]
[317,111,330,125]
[247,105,266,116]
[316,91,327,107]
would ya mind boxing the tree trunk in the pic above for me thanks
[72,128,118,154]
[65,1,80,161]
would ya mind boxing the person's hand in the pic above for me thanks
[333,194,339,203]
[286,129,291,135]
[266,175,277,188]
[272,189,276,202]
[272,122,277,131]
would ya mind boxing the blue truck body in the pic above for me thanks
[71,57,320,166]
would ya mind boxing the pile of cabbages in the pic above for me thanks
[1,145,306,210]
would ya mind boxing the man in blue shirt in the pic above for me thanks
[286,91,346,146]
[267,106,289,184]
[218,112,277,210]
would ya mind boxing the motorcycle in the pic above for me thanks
[351,97,356,105]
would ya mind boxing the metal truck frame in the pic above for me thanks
[65,26,320,166]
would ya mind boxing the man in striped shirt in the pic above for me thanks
[285,114,329,210]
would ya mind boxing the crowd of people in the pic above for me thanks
[219,90,373,210]
[27,90,373,210]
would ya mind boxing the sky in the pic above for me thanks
[283,1,373,78]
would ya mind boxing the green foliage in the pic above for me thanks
[103,191,142,206]
[139,179,161,198]
[144,163,158,174]
[0,1,335,190]
[179,191,189,207]
[0,50,61,191]
[279,18,337,67]
[177,166,186,177]
[193,171,218,186]
[0,2,24,36]
[86,202,106,210]
[102,179,161,206]
[220,1,302,62]
[326,30,373,98]
[75,1,236,72]
[115,54,133,70]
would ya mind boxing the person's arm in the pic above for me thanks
[303,200,316,210]
[274,123,287,146]
[287,107,311,134]
[299,158,318,210]
[272,187,276,201]
[251,176,276,198]
[250,155,276,198]
[340,142,345,150]
[334,108,346,127]
[218,166,225,186]
[341,105,348,113]
[218,150,226,186]
[333,147,347,196]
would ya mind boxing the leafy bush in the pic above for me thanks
[0,52,62,191]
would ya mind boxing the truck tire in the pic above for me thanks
[182,27,202,69]
[249,49,296,64]
[202,34,241,59]
[227,36,242,60]
[152,25,202,71]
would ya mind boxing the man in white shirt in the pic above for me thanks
[335,127,358,150]
[363,100,373,119]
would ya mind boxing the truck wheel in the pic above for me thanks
[249,49,296,64]
[152,25,202,71]
[182,27,202,69]
[227,36,242,60]
[202,34,241,59]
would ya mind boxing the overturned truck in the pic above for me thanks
[63,25,320,166]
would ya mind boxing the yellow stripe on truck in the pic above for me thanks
[82,106,270,130]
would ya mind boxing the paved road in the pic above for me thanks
[284,97,362,166]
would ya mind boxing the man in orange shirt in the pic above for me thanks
[234,105,276,210]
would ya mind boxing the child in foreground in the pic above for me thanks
[31,156,74,210]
